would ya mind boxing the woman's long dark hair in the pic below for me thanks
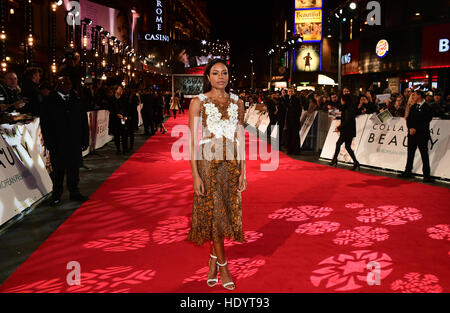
[203,59,230,93]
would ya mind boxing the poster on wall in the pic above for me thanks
[171,40,230,74]
[296,44,321,71]
[173,75,205,96]
[295,9,322,42]
[295,0,322,9]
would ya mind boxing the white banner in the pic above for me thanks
[257,112,271,133]
[320,114,369,162]
[300,111,318,147]
[0,123,53,227]
[94,110,113,149]
[321,115,450,179]
[356,117,450,179]
[246,110,261,127]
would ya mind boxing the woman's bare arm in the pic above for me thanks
[237,98,246,176]
[189,97,201,178]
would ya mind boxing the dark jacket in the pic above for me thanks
[406,101,433,140]
[141,93,154,118]
[337,102,357,139]
[266,98,277,124]
[128,93,140,131]
[286,95,302,129]
[431,100,449,117]
[40,90,89,169]
[154,94,165,124]
[277,95,288,127]
[109,95,129,134]
[1,84,23,112]
[21,79,43,116]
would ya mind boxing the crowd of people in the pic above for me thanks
[0,63,187,205]
[0,67,187,153]
[237,85,447,182]
[237,85,449,154]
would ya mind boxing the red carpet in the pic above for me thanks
[1,111,449,293]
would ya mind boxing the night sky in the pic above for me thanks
[206,0,274,82]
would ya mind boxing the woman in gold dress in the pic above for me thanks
[187,59,247,291]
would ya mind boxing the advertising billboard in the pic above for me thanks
[296,44,321,71]
[421,23,450,69]
[171,40,230,74]
[295,0,322,9]
[295,9,322,42]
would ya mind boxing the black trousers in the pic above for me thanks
[172,109,177,119]
[114,126,127,152]
[287,125,301,154]
[405,134,430,177]
[333,135,358,164]
[51,166,80,199]
[142,111,154,134]
[114,125,134,151]
[179,103,185,114]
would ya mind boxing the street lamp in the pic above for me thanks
[349,2,357,10]
[250,57,254,90]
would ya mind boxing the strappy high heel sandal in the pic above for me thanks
[217,260,235,291]
[206,254,218,287]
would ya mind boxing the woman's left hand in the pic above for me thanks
[238,173,247,193]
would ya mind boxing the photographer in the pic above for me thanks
[58,50,82,94]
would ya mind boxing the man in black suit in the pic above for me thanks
[286,88,302,155]
[398,90,434,182]
[277,89,288,148]
[40,76,90,205]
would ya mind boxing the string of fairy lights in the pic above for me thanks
[200,39,230,58]
[0,0,172,85]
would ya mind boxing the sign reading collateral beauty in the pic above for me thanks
[143,0,169,42]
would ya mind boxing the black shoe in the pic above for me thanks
[70,194,89,202]
[50,198,61,206]
[398,172,412,178]
[330,159,338,167]
[423,177,435,183]
[351,162,361,171]
[116,150,121,155]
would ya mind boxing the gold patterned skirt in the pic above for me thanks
[187,140,245,246]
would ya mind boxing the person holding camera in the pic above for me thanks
[109,85,127,154]
[398,90,434,182]
[40,76,90,205]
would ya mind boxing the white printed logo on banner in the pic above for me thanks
[300,111,318,147]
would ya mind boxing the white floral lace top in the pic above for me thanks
[197,93,241,146]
